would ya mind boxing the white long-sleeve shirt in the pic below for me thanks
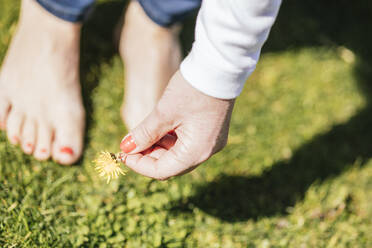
[180,0,281,99]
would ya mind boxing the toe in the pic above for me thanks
[6,108,24,145]
[21,118,36,155]
[52,116,84,165]
[0,97,10,130]
[33,121,52,161]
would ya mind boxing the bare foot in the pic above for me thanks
[0,0,85,165]
[119,1,181,130]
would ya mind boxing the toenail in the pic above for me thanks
[13,136,19,142]
[26,143,33,148]
[41,148,47,153]
[60,146,74,155]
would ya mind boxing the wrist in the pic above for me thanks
[180,47,252,100]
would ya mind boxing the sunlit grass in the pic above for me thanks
[1,1,371,247]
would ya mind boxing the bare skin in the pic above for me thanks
[1,0,227,174]
[119,1,182,129]
[122,71,235,180]
[118,3,236,179]
[0,0,85,165]
[0,0,182,164]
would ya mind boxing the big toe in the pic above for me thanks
[52,113,85,165]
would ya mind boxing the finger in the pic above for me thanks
[120,108,174,154]
[125,154,173,180]
[125,140,190,180]
[141,133,177,156]
[147,146,167,159]
[125,153,156,176]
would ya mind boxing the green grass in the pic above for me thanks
[1,0,372,247]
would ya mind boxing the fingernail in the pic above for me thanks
[120,134,136,153]
[60,146,74,155]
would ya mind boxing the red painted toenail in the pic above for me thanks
[26,143,33,148]
[41,148,47,153]
[13,136,19,142]
[60,146,74,155]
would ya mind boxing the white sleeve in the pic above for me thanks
[180,0,281,99]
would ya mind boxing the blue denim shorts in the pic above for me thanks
[36,0,201,26]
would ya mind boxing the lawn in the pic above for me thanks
[1,0,372,247]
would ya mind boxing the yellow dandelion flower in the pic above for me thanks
[93,151,126,183]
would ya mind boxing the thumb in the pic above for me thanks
[120,109,174,154]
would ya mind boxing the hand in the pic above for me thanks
[120,70,235,180]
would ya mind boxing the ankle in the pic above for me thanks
[19,0,81,37]
[119,1,180,59]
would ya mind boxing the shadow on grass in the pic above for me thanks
[179,108,372,221]
[69,0,372,222]
[171,0,372,222]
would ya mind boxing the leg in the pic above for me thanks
[119,1,182,130]
[0,0,91,164]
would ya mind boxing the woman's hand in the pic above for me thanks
[120,70,235,180]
